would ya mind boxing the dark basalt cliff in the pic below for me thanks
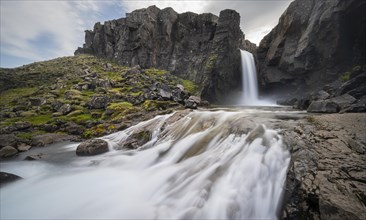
[75,6,255,103]
[257,0,366,98]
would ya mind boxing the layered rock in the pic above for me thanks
[75,6,255,102]
[257,0,366,98]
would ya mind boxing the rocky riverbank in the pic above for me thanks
[282,113,366,219]
[0,55,204,160]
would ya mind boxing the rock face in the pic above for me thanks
[257,0,366,98]
[75,6,255,103]
[282,114,366,220]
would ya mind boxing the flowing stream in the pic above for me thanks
[0,108,294,219]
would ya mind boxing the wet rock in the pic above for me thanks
[0,172,22,186]
[0,146,18,158]
[310,90,330,101]
[184,96,201,109]
[76,139,109,156]
[117,130,152,150]
[25,153,46,161]
[17,143,32,152]
[330,94,357,110]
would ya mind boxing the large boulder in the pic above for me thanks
[0,172,22,186]
[75,6,255,103]
[307,94,357,113]
[0,146,18,158]
[257,0,366,98]
[184,96,201,109]
[76,139,109,156]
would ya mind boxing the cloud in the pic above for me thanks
[0,0,120,67]
[0,0,291,67]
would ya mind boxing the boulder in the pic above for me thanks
[58,104,72,115]
[330,94,357,110]
[0,146,18,158]
[342,95,366,113]
[184,96,201,109]
[87,95,110,109]
[25,153,46,161]
[76,139,109,156]
[17,143,31,152]
[0,172,22,186]
[0,134,17,147]
[117,130,152,150]
[307,101,339,113]
[336,72,366,98]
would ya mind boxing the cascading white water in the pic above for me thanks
[0,110,290,219]
[240,49,259,105]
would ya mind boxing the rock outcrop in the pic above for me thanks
[75,6,255,103]
[257,0,366,99]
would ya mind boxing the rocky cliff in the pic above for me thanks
[257,0,366,98]
[75,6,254,103]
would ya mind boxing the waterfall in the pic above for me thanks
[0,110,290,219]
[240,49,259,105]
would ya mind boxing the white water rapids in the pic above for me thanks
[0,109,291,219]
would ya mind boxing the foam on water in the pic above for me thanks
[0,110,290,219]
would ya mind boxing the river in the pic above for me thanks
[0,106,308,219]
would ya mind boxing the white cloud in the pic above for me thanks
[0,0,291,67]
[121,0,210,14]
[0,0,118,66]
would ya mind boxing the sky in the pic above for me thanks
[0,0,292,68]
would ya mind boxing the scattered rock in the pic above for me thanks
[0,146,18,158]
[31,133,77,147]
[76,139,109,156]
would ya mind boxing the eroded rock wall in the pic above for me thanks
[257,0,366,98]
[76,6,255,103]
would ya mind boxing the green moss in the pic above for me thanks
[100,71,122,81]
[181,79,200,95]
[107,102,133,111]
[0,87,37,106]
[340,71,351,82]
[143,100,176,111]
[25,114,53,125]
[205,53,218,70]
[145,68,168,76]
[16,130,46,140]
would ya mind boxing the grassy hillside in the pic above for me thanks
[0,54,200,144]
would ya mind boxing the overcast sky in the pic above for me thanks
[0,0,292,68]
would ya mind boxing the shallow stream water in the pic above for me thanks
[0,107,306,219]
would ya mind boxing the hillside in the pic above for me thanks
[0,54,200,152]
